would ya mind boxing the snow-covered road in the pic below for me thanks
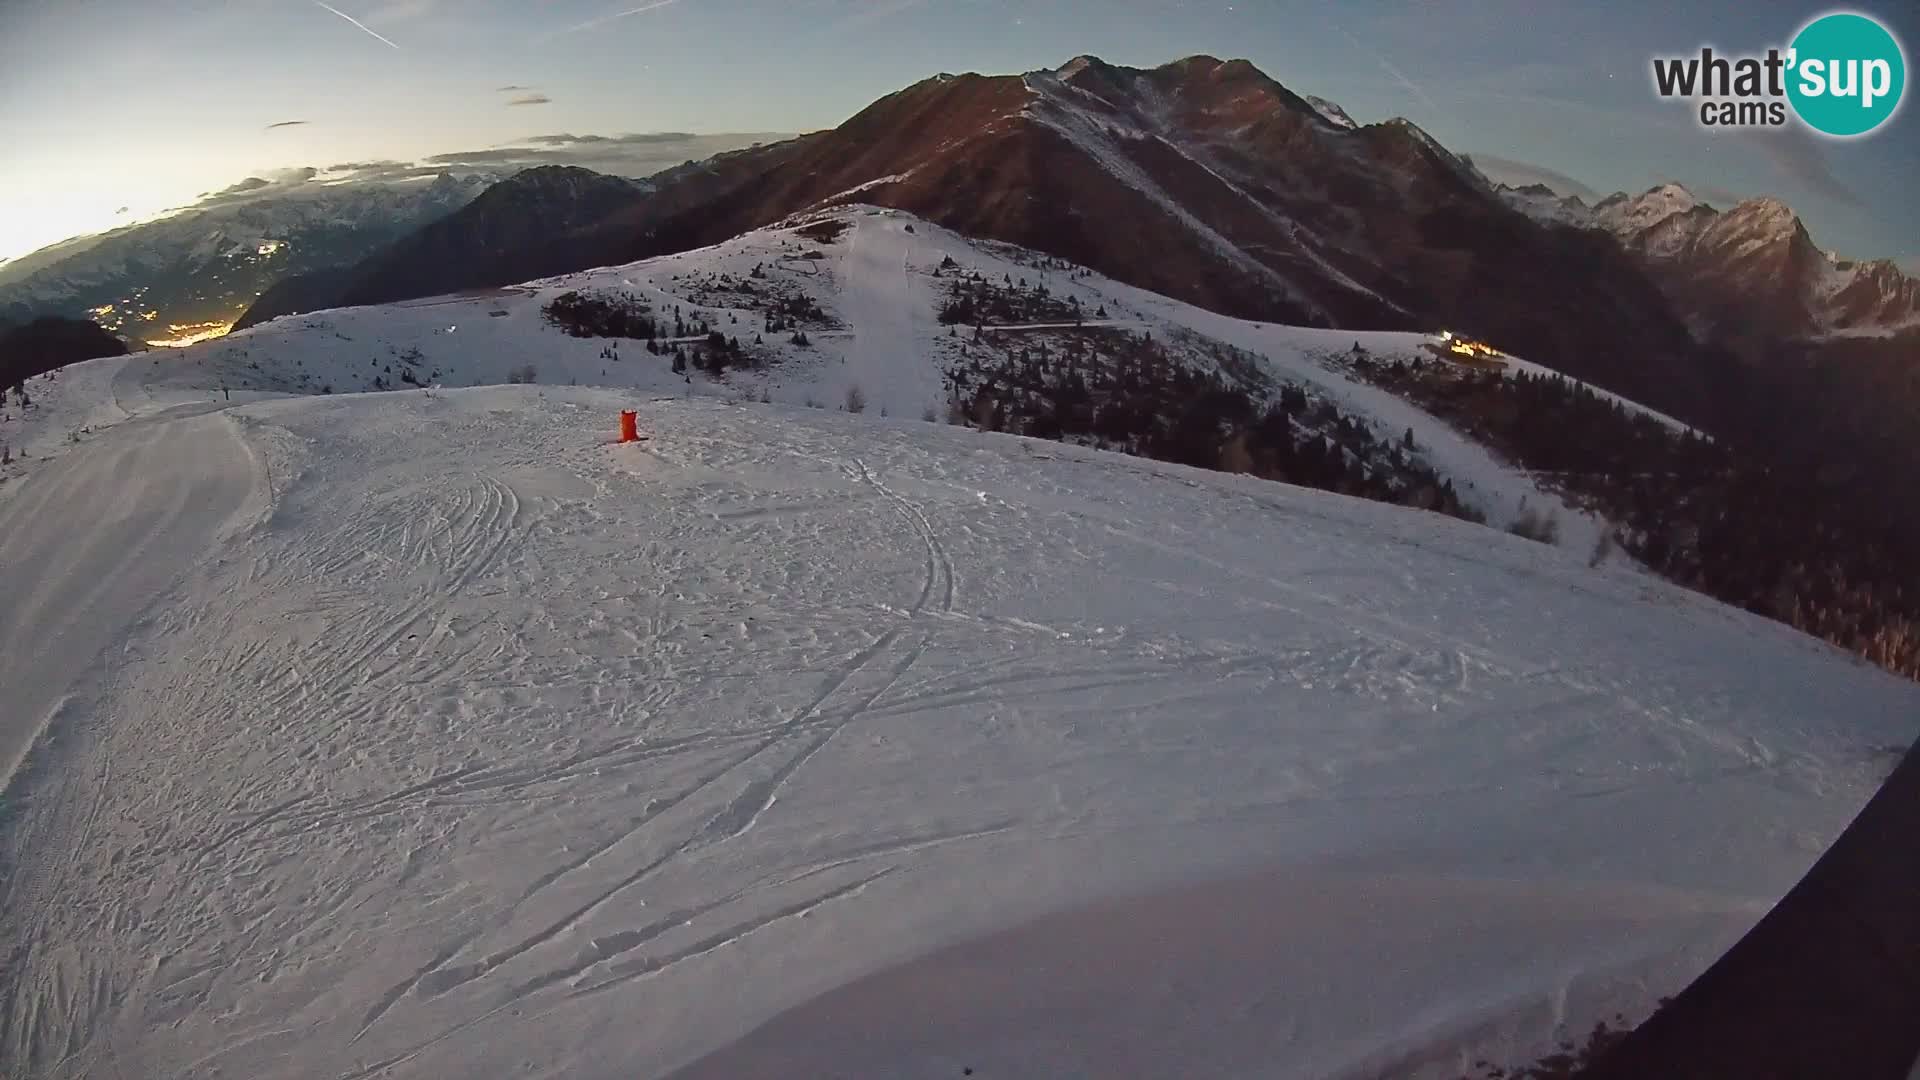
[2,388,1915,1079]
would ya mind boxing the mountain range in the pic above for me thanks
[9,52,1915,445]
[220,56,1911,441]
[1503,181,1920,347]
[237,56,1739,423]
[0,173,503,344]
[233,167,649,330]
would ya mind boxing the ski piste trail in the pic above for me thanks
[1,208,1916,1079]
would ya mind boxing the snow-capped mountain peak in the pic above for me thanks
[1594,182,1708,236]
[1704,195,1795,234]
[1303,93,1359,130]
[1589,184,1920,341]
[1647,181,1699,205]
[1053,54,1102,80]
[1493,181,1596,229]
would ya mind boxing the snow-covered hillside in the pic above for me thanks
[32,206,1661,554]
[2,378,1916,1079]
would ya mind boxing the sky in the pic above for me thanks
[1,0,1916,263]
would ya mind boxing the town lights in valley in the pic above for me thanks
[147,322,233,348]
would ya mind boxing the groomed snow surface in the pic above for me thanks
[3,382,1918,1080]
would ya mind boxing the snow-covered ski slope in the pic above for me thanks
[2,382,1917,1079]
[7,205,1684,555]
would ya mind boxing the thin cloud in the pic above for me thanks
[540,0,684,41]
[1752,127,1864,209]
[1690,183,1748,208]
[496,85,533,92]
[1448,71,1864,216]
[1328,19,1440,117]
[423,149,592,166]
[324,162,466,183]
[193,168,324,208]
[308,0,402,50]
[418,132,786,175]
[1469,153,1602,202]
[507,93,553,107]
[523,132,698,146]
[266,120,310,130]
[208,177,273,198]
[325,159,411,173]
[181,134,784,203]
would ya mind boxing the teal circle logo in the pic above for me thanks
[1787,11,1906,136]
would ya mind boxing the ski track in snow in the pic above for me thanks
[0,208,1917,1078]
[0,385,1915,1079]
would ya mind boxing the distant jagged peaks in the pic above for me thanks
[1591,185,1806,242]
[1581,181,1920,341]
[1591,182,1712,237]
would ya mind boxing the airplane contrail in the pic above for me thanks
[1329,20,1439,116]
[310,0,402,49]
[541,0,684,41]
